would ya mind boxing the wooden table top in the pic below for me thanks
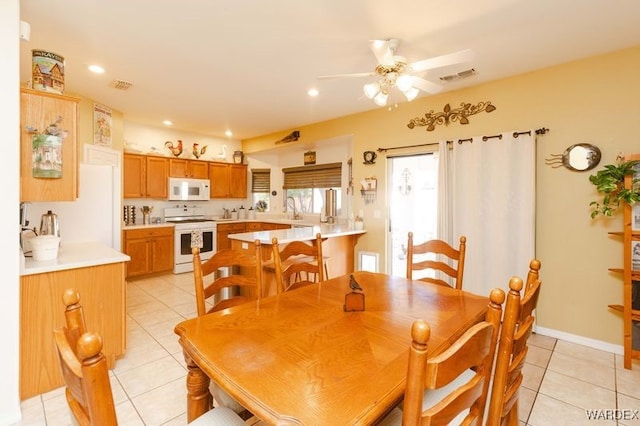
[174,271,488,425]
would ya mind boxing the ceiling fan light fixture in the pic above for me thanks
[373,91,388,106]
[363,82,380,99]
[396,74,414,91]
[402,86,420,101]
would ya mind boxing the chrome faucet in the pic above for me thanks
[286,196,301,219]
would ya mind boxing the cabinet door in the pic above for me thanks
[169,159,189,178]
[190,161,209,179]
[146,156,169,198]
[209,162,230,198]
[125,237,152,277]
[123,154,146,198]
[229,164,248,198]
[151,233,174,273]
[20,89,79,202]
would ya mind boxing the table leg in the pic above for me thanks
[183,350,212,422]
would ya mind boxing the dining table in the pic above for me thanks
[174,271,489,425]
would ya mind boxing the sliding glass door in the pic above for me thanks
[387,153,438,277]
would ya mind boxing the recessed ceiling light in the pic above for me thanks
[88,65,105,74]
[162,120,173,126]
[308,88,319,97]
[225,130,233,138]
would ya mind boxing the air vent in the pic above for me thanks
[439,68,477,82]
[112,80,133,91]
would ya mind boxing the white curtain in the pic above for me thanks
[448,131,536,296]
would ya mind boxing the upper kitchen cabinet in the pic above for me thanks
[123,153,169,198]
[209,162,247,198]
[20,88,79,202]
[169,158,209,179]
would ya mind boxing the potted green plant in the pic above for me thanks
[589,158,640,218]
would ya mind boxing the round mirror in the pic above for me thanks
[564,143,601,171]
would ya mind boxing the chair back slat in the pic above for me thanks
[406,232,467,290]
[193,240,263,316]
[272,233,324,293]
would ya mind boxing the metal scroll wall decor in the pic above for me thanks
[407,101,496,132]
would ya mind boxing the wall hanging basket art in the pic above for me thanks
[407,101,496,131]
[27,115,68,179]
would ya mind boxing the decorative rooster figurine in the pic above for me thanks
[165,140,183,157]
[192,143,208,159]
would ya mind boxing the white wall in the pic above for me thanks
[2,0,23,423]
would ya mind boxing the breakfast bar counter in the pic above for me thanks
[229,224,366,296]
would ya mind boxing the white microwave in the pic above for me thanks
[168,177,210,201]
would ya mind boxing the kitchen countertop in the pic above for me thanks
[20,241,130,276]
[228,223,366,245]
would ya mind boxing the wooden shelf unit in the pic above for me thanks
[614,153,640,369]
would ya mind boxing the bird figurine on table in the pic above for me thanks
[349,274,363,292]
[192,143,207,159]
[165,140,183,157]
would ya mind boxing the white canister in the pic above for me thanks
[248,208,256,220]
[231,209,239,220]
[239,206,246,219]
[31,235,61,261]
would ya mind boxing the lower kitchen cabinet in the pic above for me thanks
[20,261,126,399]
[124,226,174,277]
[217,222,247,250]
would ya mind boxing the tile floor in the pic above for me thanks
[14,272,640,425]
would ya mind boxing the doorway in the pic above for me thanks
[387,153,438,277]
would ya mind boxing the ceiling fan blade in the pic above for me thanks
[317,72,376,80]
[370,39,394,66]
[412,77,443,94]
[409,49,475,72]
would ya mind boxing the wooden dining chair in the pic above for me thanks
[271,233,325,293]
[55,289,245,425]
[192,242,263,418]
[378,287,505,426]
[406,232,467,290]
[192,240,263,316]
[486,260,542,426]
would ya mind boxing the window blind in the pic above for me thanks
[251,168,271,193]
[282,162,342,189]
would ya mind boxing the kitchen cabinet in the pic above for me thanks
[209,162,247,198]
[169,158,209,179]
[123,154,169,198]
[609,153,640,369]
[20,88,80,202]
[20,260,126,399]
[124,226,174,277]
[246,222,263,231]
[217,222,247,250]
[262,222,292,231]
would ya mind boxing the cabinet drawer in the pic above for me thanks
[217,223,246,232]
[124,226,174,239]
[246,222,262,231]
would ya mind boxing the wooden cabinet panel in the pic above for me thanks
[124,227,174,277]
[169,159,209,179]
[229,164,248,198]
[123,154,146,198]
[20,88,79,202]
[209,162,247,198]
[146,156,169,198]
[246,222,262,231]
[20,262,126,399]
[216,222,246,250]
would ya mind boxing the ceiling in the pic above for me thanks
[19,0,640,141]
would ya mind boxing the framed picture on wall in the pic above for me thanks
[93,103,112,147]
[632,241,640,271]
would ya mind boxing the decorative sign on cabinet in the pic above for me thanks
[20,88,80,202]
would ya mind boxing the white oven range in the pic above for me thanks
[164,206,216,274]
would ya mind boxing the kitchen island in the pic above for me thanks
[19,242,130,399]
[229,223,366,296]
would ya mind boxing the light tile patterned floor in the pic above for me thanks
[14,272,640,425]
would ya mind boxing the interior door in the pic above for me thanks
[387,153,438,277]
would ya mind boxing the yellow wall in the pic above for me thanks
[243,45,640,346]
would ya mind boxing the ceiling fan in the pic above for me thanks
[318,39,475,106]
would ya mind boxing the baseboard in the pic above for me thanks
[535,326,623,355]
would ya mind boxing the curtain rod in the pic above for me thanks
[377,127,549,153]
